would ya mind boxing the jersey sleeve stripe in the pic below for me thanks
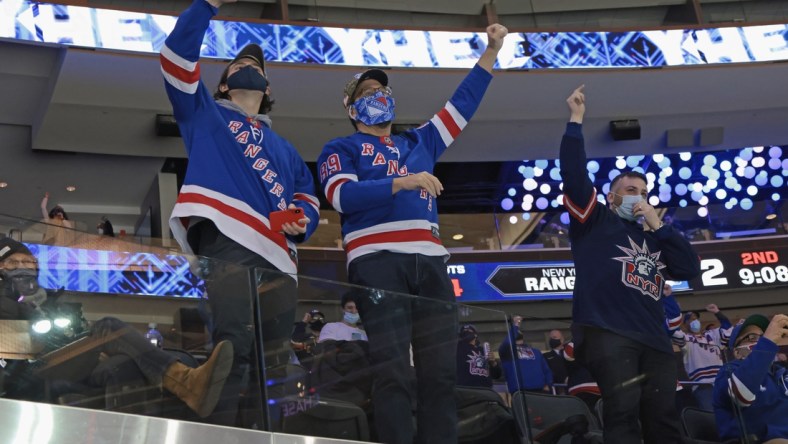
[729,374,756,406]
[160,45,200,94]
[563,188,597,223]
[293,193,320,213]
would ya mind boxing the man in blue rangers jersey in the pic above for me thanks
[317,24,507,444]
[160,0,319,424]
[559,85,701,444]
[713,313,788,443]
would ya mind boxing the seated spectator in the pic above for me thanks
[456,324,501,388]
[40,192,76,246]
[498,316,552,394]
[562,341,601,412]
[713,313,788,443]
[0,238,234,417]
[673,303,731,411]
[543,329,568,394]
[290,309,326,369]
[319,293,367,343]
[310,335,373,408]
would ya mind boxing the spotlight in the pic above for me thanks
[53,317,71,328]
[452,234,464,240]
[32,319,52,334]
[766,213,777,220]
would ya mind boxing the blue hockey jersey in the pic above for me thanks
[317,65,492,264]
[559,123,701,353]
[160,0,319,275]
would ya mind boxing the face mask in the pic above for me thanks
[351,91,396,126]
[735,343,755,359]
[309,320,325,331]
[549,338,562,349]
[343,312,360,325]
[2,268,46,308]
[689,319,701,333]
[614,194,643,222]
[460,331,477,343]
[226,65,268,93]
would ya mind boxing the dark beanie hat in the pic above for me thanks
[0,238,33,262]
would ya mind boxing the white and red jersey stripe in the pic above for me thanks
[160,44,200,94]
[429,101,467,147]
[293,192,320,215]
[324,173,357,213]
[728,374,756,407]
[169,185,297,275]
[564,187,598,223]
[343,220,448,264]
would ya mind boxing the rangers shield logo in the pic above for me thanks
[613,237,665,301]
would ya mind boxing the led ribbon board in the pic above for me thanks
[3,1,788,69]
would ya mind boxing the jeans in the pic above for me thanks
[187,220,296,427]
[580,326,683,444]
[349,252,458,444]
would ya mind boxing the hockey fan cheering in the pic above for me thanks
[559,85,701,444]
[317,23,508,444]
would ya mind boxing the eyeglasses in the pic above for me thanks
[2,259,38,268]
[357,85,393,99]
[736,333,761,346]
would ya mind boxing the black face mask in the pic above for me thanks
[0,268,46,312]
[226,65,268,93]
[549,338,562,349]
[309,320,326,331]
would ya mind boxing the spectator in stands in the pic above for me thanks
[673,303,732,411]
[319,293,368,343]
[661,284,698,412]
[542,329,568,393]
[290,309,325,369]
[499,316,552,394]
[713,313,788,443]
[562,341,601,412]
[40,192,76,245]
[0,238,233,417]
[559,86,701,444]
[456,324,501,388]
[160,0,320,426]
[97,217,115,237]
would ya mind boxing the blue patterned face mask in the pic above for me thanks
[227,65,268,93]
[351,91,396,126]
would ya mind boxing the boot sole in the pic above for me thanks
[195,340,234,417]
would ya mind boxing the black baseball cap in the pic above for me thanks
[309,309,325,320]
[730,314,770,347]
[0,238,33,263]
[230,43,265,71]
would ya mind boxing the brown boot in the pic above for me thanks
[162,340,234,417]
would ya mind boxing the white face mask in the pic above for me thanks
[689,319,701,333]
[343,312,360,325]
[614,194,643,221]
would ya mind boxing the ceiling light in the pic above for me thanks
[452,234,464,240]
[0,182,7,188]
[66,186,76,192]
[766,213,777,220]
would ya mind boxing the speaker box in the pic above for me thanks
[609,120,641,141]
[156,114,181,138]
[666,128,693,148]
[699,127,724,146]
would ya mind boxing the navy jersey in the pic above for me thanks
[560,123,701,353]
[317,65,492,264]
[160,0,319,274]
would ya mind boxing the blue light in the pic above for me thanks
[679,167,692,180]
[769,146,782,158]
[501,198,514,211]
[740,198,753,210]
[769,158,782,170]
[588,172,596,182]
[724,201,733,210]
[679,199,687,208]
[783,158,788,171]
[523,178,538,191]
[535,159,548,169]
[720,160,732,171]
[634,167,646,175]
[534,167,544,177]
[744,166,756,179]
[550,168,562,181]
[659,184,672,193]
[540,183,552,194]
[700,165,714,177]
[521,201,532,211]
[522,167,535,178]
[659,193,671,203]
[560,212,570,225]
[608,170,621,181]
[771,176,784,187]
[754,173,768,187]
[517,165,526,174]
[746,185,758,196]
[675,183,688,195]
[703,154,717,166]
[697,207,708,218]
[724,177,737,189]
[602,183,611,194]
[706,179,718,189]
[691,191,703,202]
[522,213,531,221]
[551,200,560,208]
[752,157,765,168]
[679,152,692,161]
[658,157,671,168]
[715,189,727,200]
[652,154,664,162]
[615,158,626,169]
[729,197,739,205]
[739,148,753,161]
[626,156,641,168]
[536,197,549,210]
[662,166,673,177]
[773,193,781,201]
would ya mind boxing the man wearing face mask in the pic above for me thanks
[559,86,701,444]
[160,0,320,426]
[290,309,326,369]
[317,24,507,444]
[456,324,501,388]
[542,329,569,393]
[713,313,788,443]
[671,304,732,411]
[318,294,367,343]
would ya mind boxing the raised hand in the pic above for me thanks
[486,23,508,52]
[566,85,585,123]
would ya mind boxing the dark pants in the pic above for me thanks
[187,220,296,427]
[349,252,458,444]
[580,327,683,444]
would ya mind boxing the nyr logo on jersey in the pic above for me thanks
[465,350,490,377]
[613,237,665,301]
